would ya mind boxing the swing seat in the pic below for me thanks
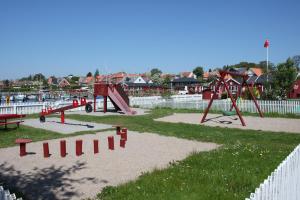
[222,111,236,116]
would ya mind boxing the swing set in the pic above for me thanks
[200,70,264,126]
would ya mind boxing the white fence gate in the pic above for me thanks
[246,144,300,200]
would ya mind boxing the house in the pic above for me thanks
[180,72,197,79]
[208,77,241,99]
[0,81,4,89]
[57,78,70,88]
[78,76,94,86]
[288,80,300,99]
[171,77,201,94]
[122,76,162,96]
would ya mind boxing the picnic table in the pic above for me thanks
[0,114,26,129]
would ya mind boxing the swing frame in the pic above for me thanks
[200,70,264,126]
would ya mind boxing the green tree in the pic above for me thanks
[86,72,92,77]
[257,61,275,73]
[151,73,163,85]
[193,66,204,79]
[33,73,46,81]
[270,58,297,99]
[94,69,100,78]
[150,68,162,76]
[162,76,171,88]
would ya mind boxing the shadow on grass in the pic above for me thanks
[0,161,101,200]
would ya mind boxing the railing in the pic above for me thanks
[246,144,300,200]
[1,96,300,115]
[130,96,300,114]
[0,186,22,200]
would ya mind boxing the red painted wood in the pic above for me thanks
[76,140,83,156]
[61,111,65,124]
[121,128,127,141]
[108,136,114,150]
[60,140,66,157]
[120,139,126,148]
[93,140,99,154]
[43,142,50,158]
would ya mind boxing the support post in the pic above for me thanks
[20,143,26,156]
[200,80,222,123]
[61,111,65,124]
[222,77,246,126]
[94,95,97,112]
[104,96,107,113]
[245,82,264,118]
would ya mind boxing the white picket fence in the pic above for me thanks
[130,96,300,114]
[0,95,300,115]
[0,186,22,200]
[246,144,300,200]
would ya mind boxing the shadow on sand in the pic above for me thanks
[0,161,103,200]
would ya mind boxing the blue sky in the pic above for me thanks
[0,0,299,79]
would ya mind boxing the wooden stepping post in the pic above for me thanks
[108,136,114,150]
[43,142,50,158]
[94,140,99,154]
[76,140,83,156]
[60,140,67,157]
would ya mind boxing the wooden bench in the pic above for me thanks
[0,120,24,129]
[15,138,32,156]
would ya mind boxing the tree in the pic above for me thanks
[162,75,171,88]
[4,80,10,88]
[33,73,46,82]
[193,66,204,79]
[94,69,100,78]
[86,72,92,77]
[150,68,162,77]
[270,58,298,99]
[292,55,300,70]
[257,61,275,73]
[151,73,163,85]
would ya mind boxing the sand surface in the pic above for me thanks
[69,108,150,116]
[23,118,112,134]
[155,113,300,134]
[0,131,219,200]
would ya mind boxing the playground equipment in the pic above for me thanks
[39,98,92,123]
[93,83,136,115]
[201,70,263,126]
[0,114,26,129]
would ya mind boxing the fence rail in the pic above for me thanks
[130,96,300,114]
[246,144,300,200]
[0,96,300,115]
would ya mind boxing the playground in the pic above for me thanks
[156,113,300,134]
[0,130,218,200]
[0,82,300,200]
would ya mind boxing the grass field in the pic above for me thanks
[1,108,300,200]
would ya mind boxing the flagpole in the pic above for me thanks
[267,45,269,82]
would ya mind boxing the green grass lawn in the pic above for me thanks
[1,108,300,200]
[65,108,300,200]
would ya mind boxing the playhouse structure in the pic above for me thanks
[93,83,136,115]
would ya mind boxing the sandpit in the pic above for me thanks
[69,108,150,116]
[155,113,300,134]
[23,118,112,134]
[0,130,219,200]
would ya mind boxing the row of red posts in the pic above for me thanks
[17,127,128,157]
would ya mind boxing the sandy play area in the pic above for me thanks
[155,113,300,134]
[0,130,219,200]
[23,118,112,134]
[69,108,150,116]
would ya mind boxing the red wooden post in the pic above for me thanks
[104,96,107,113]
[93,139,99,154]
[116,126,121,135]
[60,140,66,157]
[120,139,126,148]
[201,80,223,123]
[94,95,97,112]
[108,136,114,150]
[222,77,246,126]
[20,143,26,156]
[121,128,127,141]
[61,111,65,124]
[76,140,83,156]
[245,81,264,118]
[43,142,50,158]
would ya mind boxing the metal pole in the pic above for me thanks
[267,46,269,82]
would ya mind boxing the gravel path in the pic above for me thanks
[155,113,300,134]
[23,118,112,134]
[0,130,219,200]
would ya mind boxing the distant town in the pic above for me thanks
[1,57,300,102]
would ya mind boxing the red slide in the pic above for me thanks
[108,86,136,115]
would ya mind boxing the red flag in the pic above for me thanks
[264,39,269,48]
